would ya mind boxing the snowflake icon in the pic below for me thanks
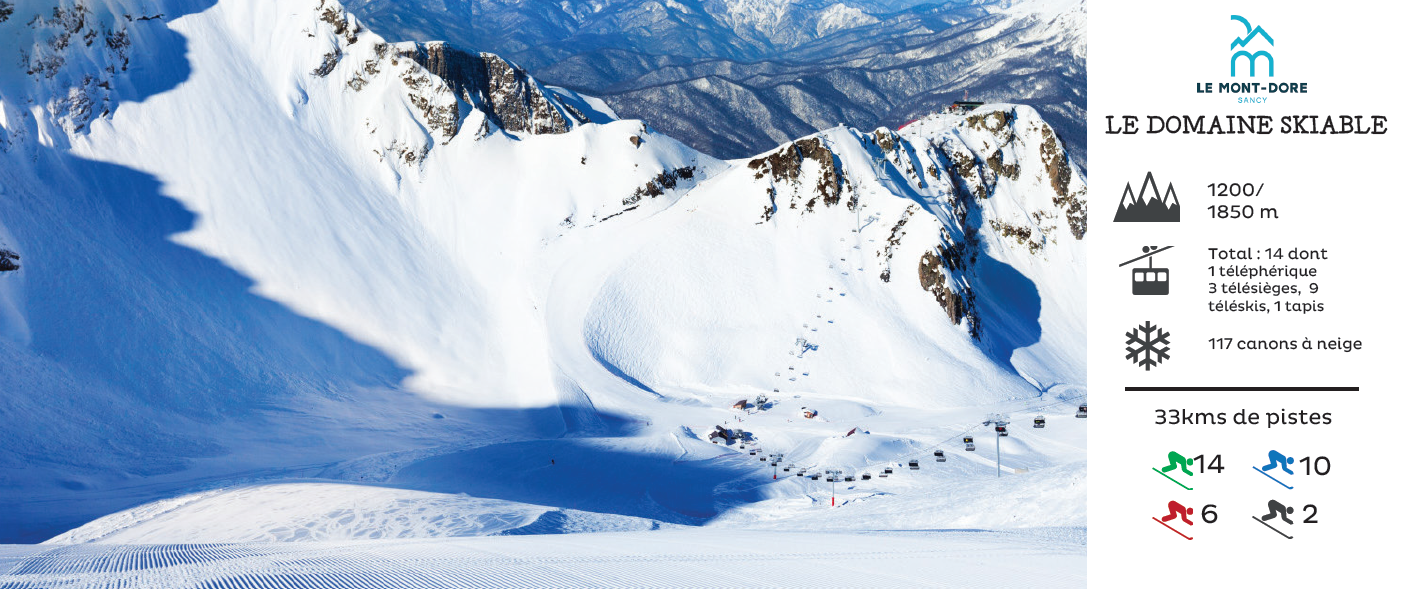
[1125,321,1171,371]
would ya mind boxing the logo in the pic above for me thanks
[1230,15,1274,77]
[1192,15,1307,102]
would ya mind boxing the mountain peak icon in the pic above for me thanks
[1113,172,1180,222]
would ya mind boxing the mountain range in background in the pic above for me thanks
[343,0,1087,166]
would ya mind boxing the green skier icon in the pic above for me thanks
[1161,451,1194,476]
[1153,451,1195,489]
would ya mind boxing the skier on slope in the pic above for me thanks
[1260,450,1295,475]
[1160,500,1194,525]
[1159,451,1194,476]
[1260,499,1294,524]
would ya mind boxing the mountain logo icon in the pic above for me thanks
[1113,172,1180,223]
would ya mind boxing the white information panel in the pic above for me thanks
[1089,0,1409,584]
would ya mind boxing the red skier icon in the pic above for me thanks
[1153,500,1195,540]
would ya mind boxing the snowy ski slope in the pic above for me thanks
[1,529,1084,588]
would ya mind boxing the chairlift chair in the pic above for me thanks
[883,467,894,475]
[935,450,947,462]
[996,425,1009,437]
[1076,404,1088,418]
[908,460,919,470]
[964,436,976,451]
[861,473,871,480]
[1034,416,1046,428]
[844,475,855,482]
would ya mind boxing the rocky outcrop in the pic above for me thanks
[919,243,978,336]
[746,137,846,214]
[8,2,136,135]
[404,43,582,136]
[1039,124,1086,240]
[0,248,19,273]
[623,166,695,206]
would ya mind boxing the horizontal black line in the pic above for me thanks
[1125,386,1358,392]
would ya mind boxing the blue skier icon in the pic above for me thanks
[1261,450,1295,475]
[1253,449,1295,489]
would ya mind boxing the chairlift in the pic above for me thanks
[883,467,894,475]
[810,474,820,480]
[844,475,855,482]
[935,450,947,462]
[964,436,976,451]
[760,456,767,461]
[995,425,1009,437]
[908,460,919,470]
[861,473,872,480]
[1034,416,1046,428]
[749,449,757,456]
[1076,404,1088,418]
[796,471,804,477]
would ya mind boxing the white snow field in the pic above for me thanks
[0,0,1087,584]
[0,529,1084,588]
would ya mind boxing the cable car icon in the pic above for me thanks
[1119,245,1173,295]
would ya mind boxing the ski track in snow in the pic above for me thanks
[0,530,1083,588]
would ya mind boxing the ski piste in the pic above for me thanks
[1253,516,1294,539]
[1153,467,1193,490]
[1253,466,1294,489]
[1153,517,1193,540]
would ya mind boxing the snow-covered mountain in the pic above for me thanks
[344,0,1088,165]
[0,0,1085,546]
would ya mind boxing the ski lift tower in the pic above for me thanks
[824,469,844,507]
[984,414,1010,478]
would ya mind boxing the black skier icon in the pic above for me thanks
[1253,499,1296,539]
[1253,449,1295,489]
[1118,246,1172,295]
[1153,500,1195,540]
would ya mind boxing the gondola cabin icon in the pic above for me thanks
[1119,246,1173,295]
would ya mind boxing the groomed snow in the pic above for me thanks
[3,529,1084,588]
